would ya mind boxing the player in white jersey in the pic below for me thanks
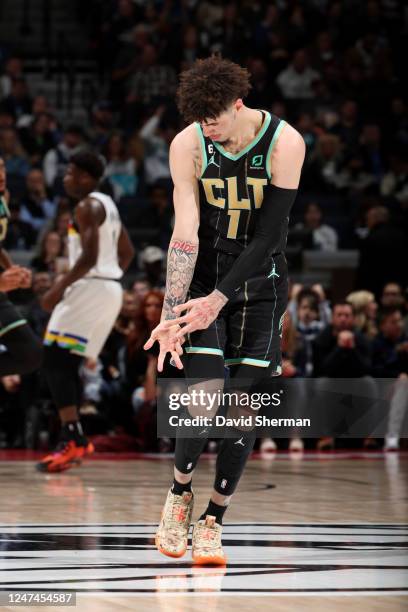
[37,152,134,473]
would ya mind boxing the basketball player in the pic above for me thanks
[144,57,305,565]
[37,151,134,473]
[0,157,43,375]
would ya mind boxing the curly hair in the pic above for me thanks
[177,56,251,124]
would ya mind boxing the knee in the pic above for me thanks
[22,337,43,373]
[12,329,43,374]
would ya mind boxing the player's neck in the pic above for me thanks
[222,106,264,151]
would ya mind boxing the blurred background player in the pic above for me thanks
[37,151,134,472]
[0,156,42,376]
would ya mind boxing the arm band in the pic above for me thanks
[217,185,297,300]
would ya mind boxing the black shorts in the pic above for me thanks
[185,252,288,373]
[0,293,27,339]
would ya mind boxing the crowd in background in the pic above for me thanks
[0,0,407,450]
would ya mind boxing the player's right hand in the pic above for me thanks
[143,322,185,372]
[0,266,25,292]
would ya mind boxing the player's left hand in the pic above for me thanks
[143,322,185,372]
[164,290,228,339]
[40,285,65,312]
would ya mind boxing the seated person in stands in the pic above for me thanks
[293,202,338,251]
[30,229,66,273]
[372,308,408,451]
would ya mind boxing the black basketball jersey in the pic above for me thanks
[0,194,10,248]
[192,111,286,288]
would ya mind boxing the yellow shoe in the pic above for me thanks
[155,489,194,558]
[192,515,227,566]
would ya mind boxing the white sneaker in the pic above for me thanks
[192,515,227,566]
[155,488,194,558]
[260,438,277,452]
[384,436,399,451]
[289,438,304,452]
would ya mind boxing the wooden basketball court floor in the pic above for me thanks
[0,451,406,611]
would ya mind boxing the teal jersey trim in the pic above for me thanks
[185,346,224,357]
[0,194,10,216]
[266,119,286,180]
[194,123,208,177]
[225,357,271,368]
[213,111,272,161]
[0,319,27,337]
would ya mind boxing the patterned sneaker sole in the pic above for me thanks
[155,532,187,558]
[192,552,227,566]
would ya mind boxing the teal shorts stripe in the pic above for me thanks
[185,347,224,357]
[225,357,271,368]
[0,319,27,337]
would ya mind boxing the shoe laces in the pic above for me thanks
[196,521,221,549]
[165,494,191,534]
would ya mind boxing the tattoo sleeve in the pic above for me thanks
[161,238,199,321]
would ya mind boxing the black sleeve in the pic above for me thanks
[216,185,297,299]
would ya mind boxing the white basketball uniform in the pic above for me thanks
[45,192,124,359]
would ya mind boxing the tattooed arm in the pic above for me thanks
[161,238,199,321]
[161,128,201,321]
[144,126,201,370]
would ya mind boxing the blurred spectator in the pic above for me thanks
[358,123,385,183]
[100,290,138,387]
[19,113,56,165]
[245,58,275,109]
[30,230,64,273]
[288,283,332,327]
[294,202,338,251]
[334,152,376,194]
[293,288,325,377]
[0,57,24,98]
[20,169,55,233]
[126,290,163,413]
[372,308,408,378]
[16,94,53,129]
[139,246,165,289]
[380,282,405,311]
[178,25,203,70]
[0,109,15,129]
[372,308,408,451]
[0,127,30,176]
[103,131,137,199]
[43,125,85,192]
[313,302,372,378]
[330,100,360,158]
[305,134,343,192]
[3,202,35,250]
[346,290,378,339]
[141,183,173,248]
[127,44,177,108]
[356,206,407,296]
[1,76,31,119]
[380,148,408,206]
[310,31,335,73]
[51,204,71,244]
[89,100,115,149]
[132,277,151,306]
[139,106,176,185]
[276,49,320,100]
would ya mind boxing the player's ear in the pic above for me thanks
[235,99,244,112]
